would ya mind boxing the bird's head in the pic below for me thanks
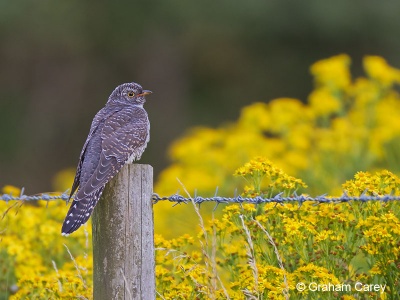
[108,82,152,106]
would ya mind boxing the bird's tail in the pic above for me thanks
[61,187,105,236]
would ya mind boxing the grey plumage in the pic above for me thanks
[61,82,151,235]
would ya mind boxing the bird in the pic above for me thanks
[61,82,152,236]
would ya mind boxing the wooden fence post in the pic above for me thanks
[92,164,155,300]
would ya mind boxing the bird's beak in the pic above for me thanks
[140,90,152,96]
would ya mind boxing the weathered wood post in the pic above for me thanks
[92,164,155,300]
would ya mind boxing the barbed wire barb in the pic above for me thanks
[213,187,220,212]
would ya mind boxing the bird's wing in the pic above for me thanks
[75,106,149,199]
[69,106,121,199]
[75,152,120,200]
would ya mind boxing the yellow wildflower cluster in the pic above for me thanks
[2,165,399,299]
[356,210,400,294]
[156,54,400,198]
[234,156,307,197]
[156,191,398,299]
[0,186,92,299]
[343,170,400,196]
[153,54,400,237]
[363,56,400,87]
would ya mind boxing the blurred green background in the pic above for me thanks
[1,0,400,193]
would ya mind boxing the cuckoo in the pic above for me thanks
[61,82,151,236]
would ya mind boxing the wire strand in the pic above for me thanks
[1,190,400,205]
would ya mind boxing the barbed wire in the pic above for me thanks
[151,193,400,205]
[1,188,400,206]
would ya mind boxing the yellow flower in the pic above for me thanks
[363,55,400,87]
[293,263,340,284]
[342,296,357,300]
[363,229,374,238]
[369,264,382,275]
[309,87,342,116]
[242,203,256,212]
[268,98,311,133]
[238,102,271,132]
[284,219,303,236]
[310,54,351,90]
[361,244,379,255]
[234,156,307,197]
[224,244,240,255]
[343,170,400,196]
[315,230,333,242]
[382,212,399,223]
[374,227,392,239]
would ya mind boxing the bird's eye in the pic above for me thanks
[127,91,135,98]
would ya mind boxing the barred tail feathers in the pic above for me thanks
[61,187,105,236]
